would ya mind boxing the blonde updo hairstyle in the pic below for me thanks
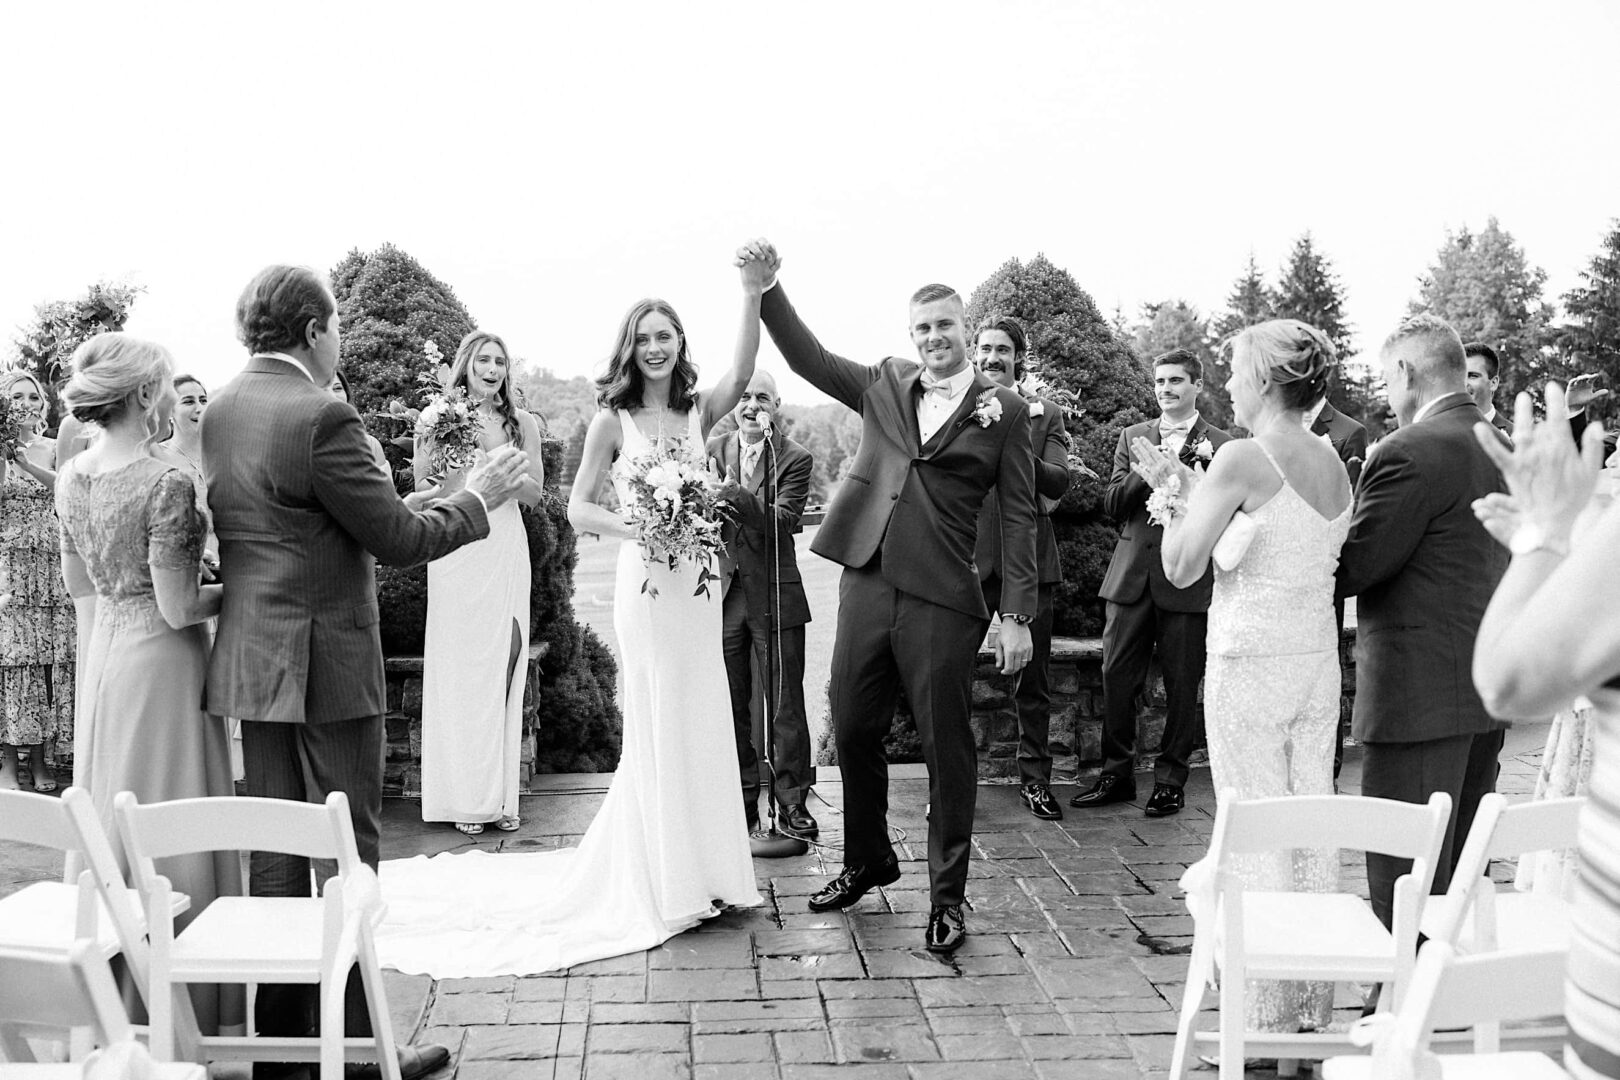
[1229,319,1337,411]
[1,371,50,431]
[61,333,176,449]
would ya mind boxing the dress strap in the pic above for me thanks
[1254,439,1288,483]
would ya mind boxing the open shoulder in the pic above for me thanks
[1206,437,1271,480]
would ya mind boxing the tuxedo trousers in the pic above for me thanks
[722,579,813,815]
[1100,596,1207,788]
[981,576,1057,786]
[241,715,383,1051]
[1360,728,1505,930]
[831,563,988,906]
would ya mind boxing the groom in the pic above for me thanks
[743,240,1038,954]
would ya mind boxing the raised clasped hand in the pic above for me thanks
[734,238,780,294]
[1472,380,1607,548]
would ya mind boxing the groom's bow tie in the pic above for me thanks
[1160,420,1191,438]
[919,373,955,399]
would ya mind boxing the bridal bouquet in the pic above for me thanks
[616,445,731,599]
[415,383,483,483]
[0,395,24,461]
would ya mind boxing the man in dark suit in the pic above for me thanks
[707,370,818,839]
[1337,314,1509,929]
[745,240,1037,954]
[1074,349,1232,818]
[971,316,1073,820]
[204,265,527,1079]
[1464,342,1513,440]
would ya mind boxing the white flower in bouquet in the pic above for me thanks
[414,385,484,481]
[614,443,734,598]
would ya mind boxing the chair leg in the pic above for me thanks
[1168,939,1213,1080]
[320,975,344,1080]
[357,936,402,1080]
[1219,961,1245,1080]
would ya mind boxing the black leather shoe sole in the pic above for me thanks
[807,860,901,912]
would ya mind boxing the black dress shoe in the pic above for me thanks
[1143,783,1184,817]
[778,802,819,839]
[807,857,901,912]
[1068,774,1136,808]
[345,1043,451,1079]
[925,903,967,953]
[1020,783,1063,820]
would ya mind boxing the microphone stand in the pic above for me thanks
[749,418,809,858]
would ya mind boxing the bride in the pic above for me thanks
[376,252,769,977]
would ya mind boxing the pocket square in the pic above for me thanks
[1211,510,1257,571]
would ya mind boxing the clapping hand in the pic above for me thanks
[1566,373,1610,413]
[465,446,529,510]
[1129,436,1197,491]
[1473,381,1608,548]
[734,238,780,295]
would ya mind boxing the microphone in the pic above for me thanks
[755,409,773,437]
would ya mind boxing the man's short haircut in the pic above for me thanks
[909,283,961,307]
[1153,347,1202,384]
[1463,341,1501,380]
[1384,313,1466,379]
[236,265,335,355]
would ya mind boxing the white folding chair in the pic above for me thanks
[0,940,203,1078]
[0,788,195,1058]
[1322,941,1569,1079]
[1169,790,1453,1080]
[114,790,401,1080]
[1423,793,1584,955]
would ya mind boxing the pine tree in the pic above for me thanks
[965,254,1149,635]
[1561,218,1620,427]
[1132,300,1231,430]
[1274,233,1354,361]
[1213,253,1276,342]
[1410,217,1562,403]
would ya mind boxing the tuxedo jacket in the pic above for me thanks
[1335,393,1509,743]
[1311,399,1368,486]
[1490,409,1513,440]
[203,357,489,725]
[1099,415,1234,612]
[706,428,813,629]
[760,285,1038,621]
[975,393,1070,588]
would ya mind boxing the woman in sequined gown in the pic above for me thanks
[0,370,74,793]
[1144,319,1352,1034]
[55,333,241,1033]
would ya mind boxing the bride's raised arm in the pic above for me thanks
[567,410,636,540]
[699,243,774,438]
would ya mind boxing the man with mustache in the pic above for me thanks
[741,239,1037,953]
[1075,349,1232,818]
[708,370,818,839]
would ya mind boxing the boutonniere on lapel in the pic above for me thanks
[1193,437,1214,462]
[1026,399,1044,418]
[967,389,1003,428]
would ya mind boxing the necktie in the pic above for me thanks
[740,440,762,480]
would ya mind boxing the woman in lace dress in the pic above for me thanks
[55,332,241,1032]
[0,370,73,793]
[376,254,767,977]
[1470,382,1620,1080]
[1144,319,1352,1036]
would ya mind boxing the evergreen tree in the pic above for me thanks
[329,244,477,418]
[12,281,143,430]
[1274,233,1354,361]
[1213,252,1276,342]
[965,254,1148,635]
[1132,300,1232,430]
[1561,219,1620,428]
[1409,217,1562,403]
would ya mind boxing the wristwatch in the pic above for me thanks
[1003,613,1034,625]
[1507,522,1570,559]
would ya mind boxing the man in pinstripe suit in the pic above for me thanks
[204,265,527,1078]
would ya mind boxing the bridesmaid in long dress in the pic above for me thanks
[0,370,73,793]
[414,332,544,835]
[1470,382,1620,1080]
[55,332,242,1033]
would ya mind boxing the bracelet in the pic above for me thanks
[1003,613,1033,625]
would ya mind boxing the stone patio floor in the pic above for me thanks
[0,720,1551,1080]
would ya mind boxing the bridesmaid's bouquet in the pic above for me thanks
[0,395,22,460]
[617,446,731,599]
[415,388,483,482]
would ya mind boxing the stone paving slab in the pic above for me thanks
[0,724,1559,1079]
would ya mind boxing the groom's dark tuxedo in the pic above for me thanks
[1335,391,1509,928]
[760,284,1037,907]
[1097,414,1232,790]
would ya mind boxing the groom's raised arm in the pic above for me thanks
[760,284,880,413]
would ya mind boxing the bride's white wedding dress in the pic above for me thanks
[376,408,761,977]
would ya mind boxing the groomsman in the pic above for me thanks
[1074,349,1231,818]
[972,316,1073,820]
[1337,314,1508,929]
[745,239,1037,954]
[1464,342,1512,439]
[707,371,818,840]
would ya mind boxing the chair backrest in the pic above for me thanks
[1421,945,1567,1032]
[1214,790,1452,863]
[114,791,358,895]
[0,939,132,1043]
[0,788,79,878]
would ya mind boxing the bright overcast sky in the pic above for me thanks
[3,0,1616,407]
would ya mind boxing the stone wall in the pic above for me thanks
[383,643,549,796]
[970,627,1358,780]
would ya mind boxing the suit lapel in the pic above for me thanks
[1177,417,1205,465]
[873,366,923,458]
[924,372,994,459]
[1310,402,1335,438]
[746,432,773,494]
